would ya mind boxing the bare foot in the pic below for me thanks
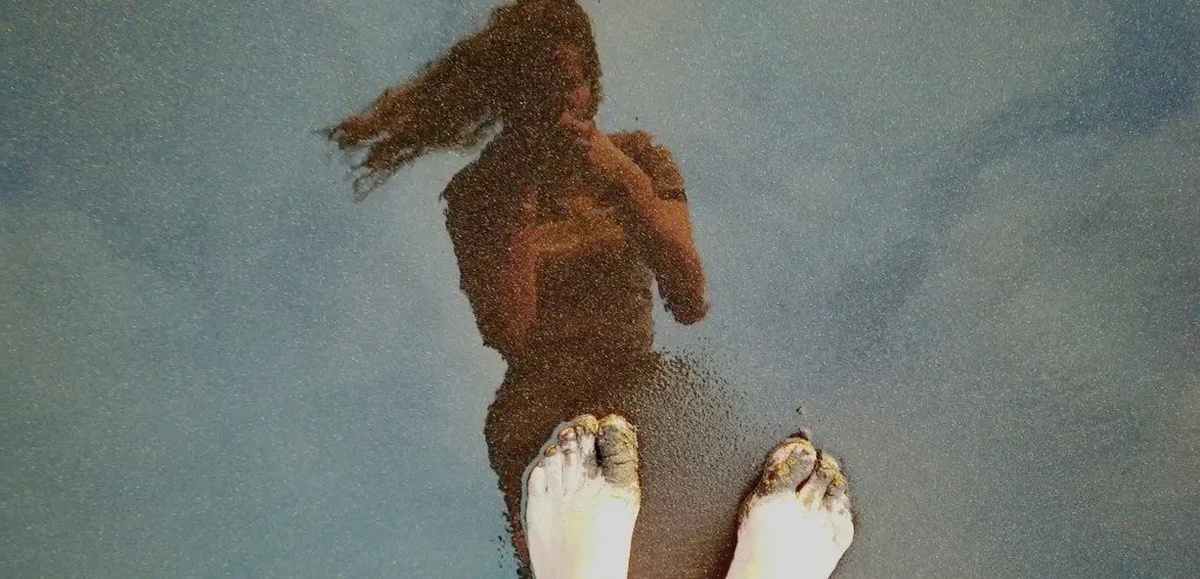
[725,436,854,579]
[524,414,641,579]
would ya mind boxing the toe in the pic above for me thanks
[571,415,600,477]
[797,452,842,505]
[558,424,583,488]
[559,415,601,487]
[821,475,851,513]
[542,445,565,494]
[558,421,581,452]
[527,459,548,498]
[568,414,601,436]
[823,483,855,548]
[596,414,639,488]
[755,438,818,496]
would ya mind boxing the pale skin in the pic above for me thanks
[523,414,855,579]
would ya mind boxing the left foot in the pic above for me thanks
[724,436,855,579]
[524,414,641,579]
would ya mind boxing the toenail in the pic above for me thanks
[574,415,600,434]
[544,445,559,457]
[817,457,841,479]
[598,414,632,431]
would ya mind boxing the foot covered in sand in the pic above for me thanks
[524,414,641,579]
[725,435,855,579]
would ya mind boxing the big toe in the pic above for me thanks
[596,414,639,488]
[797,452,845,505]
[755,437,818,497]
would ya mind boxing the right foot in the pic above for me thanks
[524,414,641,579]
[725,436,854,579]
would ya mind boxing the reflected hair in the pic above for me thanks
[324,0,602,200]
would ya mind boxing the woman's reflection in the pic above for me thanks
[327,2,774,577]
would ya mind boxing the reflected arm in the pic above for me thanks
[608,134,709,324]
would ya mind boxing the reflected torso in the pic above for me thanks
[530,179,656,354]
[444,131,658,360]
[445,131,780,579]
